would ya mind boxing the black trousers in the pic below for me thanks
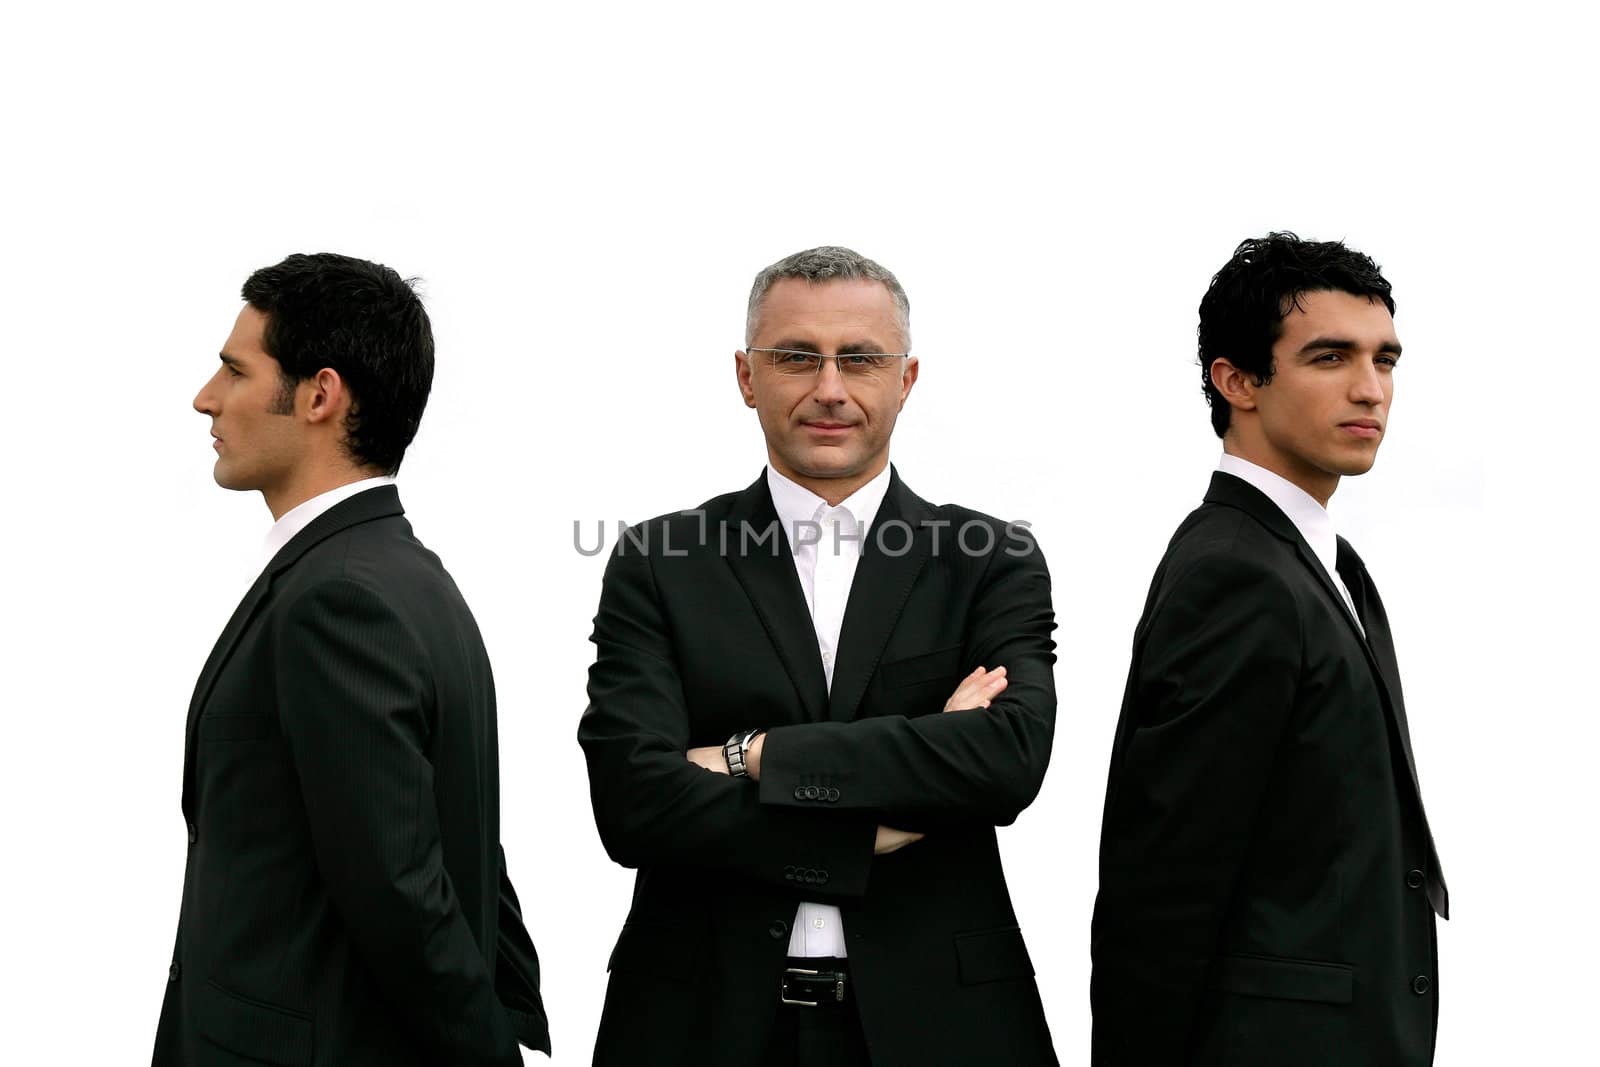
[762,958,871,1067]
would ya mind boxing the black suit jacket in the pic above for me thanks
[1091,472,1448,1065]
[153,486,548,1066]
[578,469,1059,1067]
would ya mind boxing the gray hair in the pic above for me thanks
[745,246,911,349]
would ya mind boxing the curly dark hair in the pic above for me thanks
[242,253,434,474]
[1198,232,1394,438]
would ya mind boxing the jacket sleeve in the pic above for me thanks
[578,544,877,897]
[274,579,522,1067]
[1090,552,1302,1064]
[495,848,551,1055]
[756,528,1056,826]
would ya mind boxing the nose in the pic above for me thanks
[810,357,849,405]
[1350,358,1386,405]
[194,370,219,416]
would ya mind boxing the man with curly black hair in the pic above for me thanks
[1091,233,1448,1065]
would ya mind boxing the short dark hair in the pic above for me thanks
[1198,232,1395,438]
[242,252,434,474]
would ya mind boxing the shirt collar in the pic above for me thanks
[260,475,394,569]
[766,463,893,544]
[1216,453,1341,580]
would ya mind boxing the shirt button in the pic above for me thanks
[1412,975,1431,995]
[813,917,826,929]
[821,651,833,665]
[769,921,788,940]
[1406,869,1425,889]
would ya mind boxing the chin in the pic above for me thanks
[1329,454,1379,477]
[789,451,858,477]
[211,464,255,492]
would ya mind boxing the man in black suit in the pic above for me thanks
[579,246,1059,1066]
[1091,233,1448,1064]
[154,254,548,1065]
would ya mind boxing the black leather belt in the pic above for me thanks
[780,963,849,1007]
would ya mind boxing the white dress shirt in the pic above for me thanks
[1216,454,1363,633]
[766,462,893,958]
[259,476,395,570]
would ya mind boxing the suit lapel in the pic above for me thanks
[828,471,932,722]
[1338,538,1448,914]
[180,486,406,816]
[1291,539,1369,652]
[180,570,273,816]
[1335,539,1416,774]
[1207,473,1446,913]
[1206,473,1405,743]
[1207,473,1372,656]
[722,475,829,722]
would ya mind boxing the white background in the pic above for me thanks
[3,1,1594,1062]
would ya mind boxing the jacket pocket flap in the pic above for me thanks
[195,980,312,1065]
[1209,954,1354,1004]
[880,646,963,689]
[955,925,1035,985]
[607,921,703,979]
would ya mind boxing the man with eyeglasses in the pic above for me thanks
[579,246,1060,1066]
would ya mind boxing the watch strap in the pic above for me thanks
[724,727,763,777]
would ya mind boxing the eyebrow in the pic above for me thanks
[218,352,244,368]
[766,339,894,355]
[1297,336,1403,357]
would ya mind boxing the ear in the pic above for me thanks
[898,355,919,410]
[1209,358,1259,415]
[735,351,757,409]
[303,367,350,425]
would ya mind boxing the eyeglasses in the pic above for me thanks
[746,348,910,377]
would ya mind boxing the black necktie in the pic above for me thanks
[1335,541,1372,640]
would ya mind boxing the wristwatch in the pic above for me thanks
[723,727,764,777]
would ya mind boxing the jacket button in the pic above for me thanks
[187,822,198,845]
[168,961,181,983]
[1406,869,1424,889]
[1412,975,1430,995]
[768,921,788,940]
[801,869,817,885]
[783,865,796,881]
[793,786,807,801]
[825,788,840,803]
[804,786,820,800]
[817,870,830,885]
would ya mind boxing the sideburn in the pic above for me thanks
[268,371,298,416]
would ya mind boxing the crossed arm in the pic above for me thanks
[686,666,1013,855]
[579,534,1055,888]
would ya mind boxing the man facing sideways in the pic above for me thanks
[1091,233,1448,1065]
[578,246,1059,1066]
[155,254,548,1066]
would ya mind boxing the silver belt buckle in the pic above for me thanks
[781,966,846,1007]
[780,967,822,1007]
